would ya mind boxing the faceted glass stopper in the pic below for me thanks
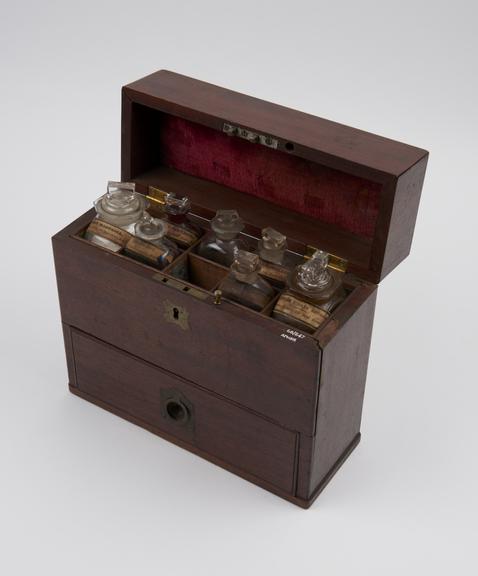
[135,213,167,241]
[211,209,244,240]
[296,250,332,291]
[164,192,191,215]
[231,250,260,282]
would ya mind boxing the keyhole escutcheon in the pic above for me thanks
[163,300,189,330]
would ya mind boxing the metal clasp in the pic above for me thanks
[147,186,169,207]
[223,122,278,149]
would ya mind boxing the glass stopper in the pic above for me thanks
[211,209,244,240]
[164,193,191,215]
[135,213,167,241]
[103,181,136,213]
[94,181,147,219]
[261,227,287,251]
[259,227,287,263]
[296,250,332,291]
[231,250,260,282]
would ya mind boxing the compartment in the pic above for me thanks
[71,328,298,493]
[71,211,353,337]
[76,217,185,272]
[167,253,228,291]
[70,205,365,352]
[190,228,305,288]
[260,280,355,335]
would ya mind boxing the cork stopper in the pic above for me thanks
[211,209,244,240]
[259,227,287,264]
[231,250,260,283]
[134,213,167,241]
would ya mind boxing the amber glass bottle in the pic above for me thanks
[272,250,346,332]
[160,193,201,247]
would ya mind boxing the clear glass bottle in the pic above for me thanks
[257,227,297,286]
[124,213,180,270]
[160,193,201,247]
[218,250,275,311]
[272,250,346,332]
[197,209,247,266]
[84,181,147,252]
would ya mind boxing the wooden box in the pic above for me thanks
[52,70,428,507]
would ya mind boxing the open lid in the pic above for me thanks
[122,70,428,283]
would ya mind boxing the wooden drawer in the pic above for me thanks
[70,328,298,494]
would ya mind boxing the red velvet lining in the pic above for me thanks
[159,116,381,239]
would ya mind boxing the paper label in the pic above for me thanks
[274,293,329,329]
[86,219,132,248]
[166,222,199,247]
[259,262,289,284]
[125,237,174,266]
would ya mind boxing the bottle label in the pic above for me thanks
[125,237,174,266]
[86,219,132,247]
[259,262,288,284]
[274,293,329,330]
[166,222,199,247]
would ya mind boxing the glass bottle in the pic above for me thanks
[124,213,180,270]
[84,181,147,252]
[272,250,346,332]
[197,209,247,266]
[218,250,275,311]
[257,227,297,286]
[160,193,201,248]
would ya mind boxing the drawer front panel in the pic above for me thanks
[71,329,297,493]
[53,230,320,434]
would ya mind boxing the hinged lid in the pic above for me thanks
[122,70,428,283]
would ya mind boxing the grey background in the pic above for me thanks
[1,1,477,574]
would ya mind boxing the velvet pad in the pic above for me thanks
[159,116,381,239]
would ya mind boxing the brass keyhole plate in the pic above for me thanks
[163,300,189,330]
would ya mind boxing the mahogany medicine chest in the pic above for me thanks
[52,70,428,507]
